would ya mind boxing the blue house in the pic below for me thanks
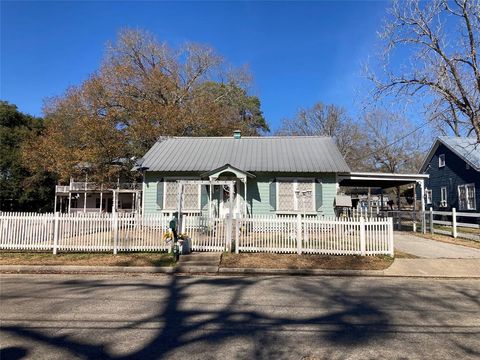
[420,137,479,212]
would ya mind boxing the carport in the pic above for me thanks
[338,172,430,229]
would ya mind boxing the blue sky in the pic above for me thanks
[1,1,389,131]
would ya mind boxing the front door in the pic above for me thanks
[219,184,236,218]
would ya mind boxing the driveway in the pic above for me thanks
[1,273,479,359]
[394,232,480,258]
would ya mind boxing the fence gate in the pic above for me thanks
[182,215,231,252]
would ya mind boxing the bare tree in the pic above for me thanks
[277,102,363,168]
[370,0,480,142]
[359,110,424,173]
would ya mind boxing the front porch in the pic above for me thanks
[54,181,142,214]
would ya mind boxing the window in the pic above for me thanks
[458,184,476,210]
[277,179,315,212]
[440,187,447,207]
[164,181,179,210]
[163,181,200,211]
[438,154,445,168]
[425,189,432,204]
[183,184,200,210]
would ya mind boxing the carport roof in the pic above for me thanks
[338,172,429,189]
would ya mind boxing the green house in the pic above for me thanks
[138,133,351,218]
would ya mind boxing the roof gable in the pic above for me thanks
[420,137,480,172]
[141,136,351,173]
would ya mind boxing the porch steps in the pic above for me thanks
[175,252,222,273]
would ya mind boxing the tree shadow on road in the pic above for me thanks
[1,275,477,359]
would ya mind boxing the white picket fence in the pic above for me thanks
[235,215,393,256]
[0,212,394,256]
[0,212,171,253]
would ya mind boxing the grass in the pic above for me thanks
[0,252,175,267]
[435,225,480,235]
[413,232,480,250]
[221,252,394,270]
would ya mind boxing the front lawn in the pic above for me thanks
[221,253,394,270]
[0,252,175,267]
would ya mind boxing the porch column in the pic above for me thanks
[418,179,425,234]
[68,192,72,214]
[112,190,117,215]
[413,182,417,232]
[380,190,384,212]
[132,193,135,212]
[83,192,87,213]
[209,182,213,218]
[54,194,57,213]
[99,191,103,213]
[243,178,247,216]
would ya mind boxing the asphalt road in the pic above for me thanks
[1,274,479,360]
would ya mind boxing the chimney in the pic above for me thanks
[233,130,241,139]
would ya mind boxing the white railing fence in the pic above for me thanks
[1,212,394,256]
[425,208,480,241]
[235,215,393,256]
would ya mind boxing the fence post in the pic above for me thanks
[429,207,434,234]
[388,217,394,257]
[53,212,59,255]
[452,208,457,238]
[296,214,302,254]
[235,219,239,254]
[422,209,426,234]
[360,217,366,256]
[226,214,232,252]
[113,212,118,254]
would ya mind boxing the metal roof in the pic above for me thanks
[420,136,480,172]
[141,136,351,173]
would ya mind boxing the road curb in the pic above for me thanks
[1,264,479,278]
[218,267,386,276]
[0,265,175,274]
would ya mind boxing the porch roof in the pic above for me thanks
[338,172,429,189]
[201,164,255,180]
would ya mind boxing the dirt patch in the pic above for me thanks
[394,249,419,259]
[413,232,480,250]
[0,252,175,267]
[221,253,393,270]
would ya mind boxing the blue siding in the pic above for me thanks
[423,144,480,212]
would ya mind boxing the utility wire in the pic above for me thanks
[356,116,436,162]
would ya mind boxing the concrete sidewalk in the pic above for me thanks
[394,232,480,258]
[2,258,480,278]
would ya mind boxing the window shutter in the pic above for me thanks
[200,185,208,211]
[315,179,322,212]
[156,180,164,210]
[269,180,277,211]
